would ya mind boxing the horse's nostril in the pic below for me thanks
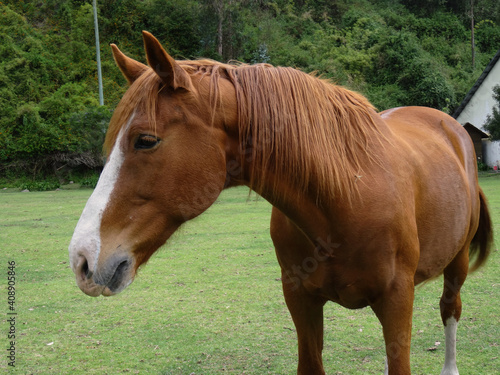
[75,253,132,295]
[78,256,92,281]
[115,259,129,276]
[107,259,131,292]
[83,261,89,278]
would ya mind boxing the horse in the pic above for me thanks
[68,31,492,374]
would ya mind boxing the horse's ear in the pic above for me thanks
[111,44,148,85]
[142,31,193,91]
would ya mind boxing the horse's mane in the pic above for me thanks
[105,60,384,204]
[225,64,381,203]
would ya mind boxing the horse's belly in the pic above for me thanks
[414,195,472,284]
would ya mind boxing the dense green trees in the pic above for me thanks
[0,0,499,180]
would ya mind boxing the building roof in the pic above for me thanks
[463,122,489,138]
[452,49,500,119]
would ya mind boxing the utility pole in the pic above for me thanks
[93,0,104,106]
[471,0,475,70]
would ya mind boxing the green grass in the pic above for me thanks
[1,176,498,374]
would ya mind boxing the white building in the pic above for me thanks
[453,49,500,168]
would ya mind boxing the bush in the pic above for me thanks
[401,57,455,109]
[475,20,500,53]
[3,103,64,159]
[143,0,202,58]
[372,30,456,110]
[67,105,112,157]
[20,179,60,191]
[366,84,409,111]
[477,161,489,172]
[483,85,500,141]
[79,173,100,188]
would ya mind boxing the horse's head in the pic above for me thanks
[69,32,237,296]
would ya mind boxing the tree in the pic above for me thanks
[483,85,500,140]
[1,0,500,180]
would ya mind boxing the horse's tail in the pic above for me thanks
[469,188,493,272]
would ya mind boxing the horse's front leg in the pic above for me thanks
[370,272,415,375]
[271,208,327,374]
[281,271,327,375]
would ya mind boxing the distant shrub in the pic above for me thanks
[477,161,489,172]
[483,85,500,141]
[475,20,500,53]
[68,106,112,156]
[79,173,100,188]
[20,179,60,191]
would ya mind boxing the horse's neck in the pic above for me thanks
[223,132,336,240]
[223,109,394,245]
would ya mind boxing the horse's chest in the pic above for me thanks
[303,263,382,309]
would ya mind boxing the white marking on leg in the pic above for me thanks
[440,316,459,375]
[69,114,134,273]
[384,356,388,375]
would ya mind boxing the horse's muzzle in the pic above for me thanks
[73,253,135,297]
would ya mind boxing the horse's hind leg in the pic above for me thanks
[439,247,469,375]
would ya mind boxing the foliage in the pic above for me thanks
[477,160,489,171]
[0,0,499,179]
[144,0,202,58]
[483,85,500,141]
[19,179,61,192]
[475,20,500,53]
[67,106,112,157]
[79,172,100,188]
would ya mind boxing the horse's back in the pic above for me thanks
[380,106,481,282]
[381,107,475,174]
[380,106,477,188]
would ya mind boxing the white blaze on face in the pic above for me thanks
[68,115,133,273]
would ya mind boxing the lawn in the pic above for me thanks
[1,175,498,374]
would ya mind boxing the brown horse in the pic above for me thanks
[69,32,492,374]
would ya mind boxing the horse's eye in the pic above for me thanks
[134,134,160,150]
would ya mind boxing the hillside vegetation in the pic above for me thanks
[1,0,499,181]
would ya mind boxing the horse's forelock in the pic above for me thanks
[104,60,235,157]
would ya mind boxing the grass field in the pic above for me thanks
[1,175,499,374]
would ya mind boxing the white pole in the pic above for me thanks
[93,0,104,106]
[471,0,475,70]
